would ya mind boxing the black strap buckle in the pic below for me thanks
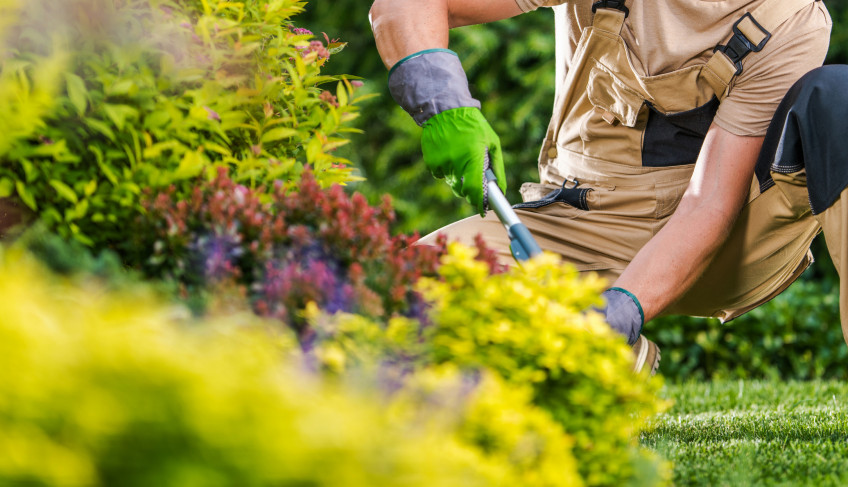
[713,12,772,76]
[591,0,629,18]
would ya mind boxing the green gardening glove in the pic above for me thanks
[388,49,507,217]
[421,107,506,216]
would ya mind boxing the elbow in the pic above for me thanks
[677,188,747,229]
[369,0,390,33]
[675,196,741,243]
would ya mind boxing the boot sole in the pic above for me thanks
[633,335,661,376]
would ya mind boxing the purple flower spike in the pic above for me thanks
[204,106,221,121]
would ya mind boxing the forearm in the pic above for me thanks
[370,0,449,69]
[369,0,523,69]
[612,203,738,321]
[613,126,764,322]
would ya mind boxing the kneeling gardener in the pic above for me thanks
[369,0,840,374]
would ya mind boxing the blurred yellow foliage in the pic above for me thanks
[0,248,553,487]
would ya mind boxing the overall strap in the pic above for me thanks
[591,0,629,34]
[705,0,820,100]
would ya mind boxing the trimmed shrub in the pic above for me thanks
[313,244,672,487]
[0,0,365,247]
[394,366,585,487]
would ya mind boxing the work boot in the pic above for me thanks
[631,335,660,375]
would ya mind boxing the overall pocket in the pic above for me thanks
[578,63,647,165]
[642,97,720,167]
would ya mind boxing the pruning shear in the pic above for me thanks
[483,152,543,262]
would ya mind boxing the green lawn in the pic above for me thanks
[643,381,848,486]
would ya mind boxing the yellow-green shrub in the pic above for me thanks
[0,0,364,247]
[393,366,584,487]
[421,245,671,486]
[314,243,672,487]
[0,249,540,487]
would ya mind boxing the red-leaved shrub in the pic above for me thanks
[130,168,503,334]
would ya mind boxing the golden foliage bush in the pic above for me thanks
[0,246,595,486]
[314,244,672,486]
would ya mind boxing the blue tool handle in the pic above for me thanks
[509,222,542,261]
[484,169,543,262]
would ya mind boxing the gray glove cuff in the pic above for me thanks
[388,49,481,126]
[600,287,645,346]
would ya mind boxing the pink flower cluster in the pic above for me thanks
[305,40,330,60]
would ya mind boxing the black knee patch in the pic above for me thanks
[755,65,848,214]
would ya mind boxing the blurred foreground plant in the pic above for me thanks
[1,236,671,487]
[0,247,570,487]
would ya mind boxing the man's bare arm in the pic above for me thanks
[369,0,523,69]
[613,125,764,321]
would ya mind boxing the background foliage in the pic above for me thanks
[644,263,848,382]
[300,1,848,381]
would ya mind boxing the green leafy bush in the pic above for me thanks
[0,0,366,247]
[313,245,672,487]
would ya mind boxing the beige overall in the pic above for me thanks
[421,0,838,330]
